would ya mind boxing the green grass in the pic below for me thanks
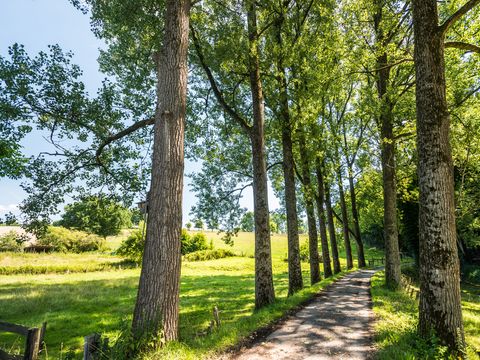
[0,231,381,359]
[0,252,133,275]
[371,271,480,359]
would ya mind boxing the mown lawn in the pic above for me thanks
[371,271,480,359]
[0,231,380,359]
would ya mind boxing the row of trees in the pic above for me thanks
[1,0,479,356]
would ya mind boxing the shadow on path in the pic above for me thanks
[234,269,377,360]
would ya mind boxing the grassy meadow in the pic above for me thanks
[0,230,377,359]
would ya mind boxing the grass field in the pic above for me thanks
[0,230,380,359]
[371,271,480,359]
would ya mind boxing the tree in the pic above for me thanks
[315,157,333,278]
[412,0,480,353]
[185,222,192,230]
[240,211,254,232]
[131,0,190,343]
[190,0,275,308]
[193,218,204,230]
[297,128,321,284]
[4,212,18,226]
[370,0,411,290]
[324,179,341,274]
[270,1,303,296]
[59,196,131,238]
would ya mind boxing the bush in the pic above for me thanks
[116,229,144,264]
[37,226,104,253]
[299,241,310,262]
[284,241,311,262]
[0,231,28,252]
[116,229,212,263]
[181,230,210,255]
[183,249,236,262]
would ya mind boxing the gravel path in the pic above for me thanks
[234,269,377,360]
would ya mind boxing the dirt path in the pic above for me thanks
[234,269,377,360]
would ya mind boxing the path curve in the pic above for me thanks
[234,269,377,360]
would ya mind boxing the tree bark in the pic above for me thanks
[347,167,366,268]
[315,159,333,278]
[325,181,341,274]
[246,0,276,309]
[298,130,321,284]
[274,16,303,295]
[132,0,190,342]
[412,0,465,352]
[374,1,401,289]
[337,168,353,269]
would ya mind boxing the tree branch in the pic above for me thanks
[190,26,252,134]
[439,0,480,36]
[266,161,283,172]
[331,209,357,239]
[445,41,480,54]
[95,117,155,162]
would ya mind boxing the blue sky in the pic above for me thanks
[0,0,279,223]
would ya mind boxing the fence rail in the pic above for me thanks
[0,321,46,360]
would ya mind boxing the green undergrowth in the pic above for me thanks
[371,271,480,359]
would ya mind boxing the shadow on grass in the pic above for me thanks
[372,272,480,360]
[1,267,328,358]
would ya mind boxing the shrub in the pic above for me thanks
[116,229,144,264]
[116,229,212,263]
[181,230,209,255]
[37,226,104,253]
[0,231,27,252]
[184,249,236,262]
[299,241,310,262]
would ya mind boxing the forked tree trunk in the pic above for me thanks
[412,0,465,351]
[246,0,276,309]
[275,17,303,295]
[337,168,353,269]
[374,2,401,289]
[298,130,321,284]
[347,167,366,268]
[315,159,333,278]
[325,182,341,274]
[132,0,190,342]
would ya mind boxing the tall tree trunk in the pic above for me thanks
[347,167,366,268]
[412,0,465,351]
[315,159,333,277]
[275,16,303,295]
[246,0,275,309]
[298,130,321,284]
[374,3,401,289]
[132,0,190,342]
[325,181,341,274]
[380,102,401,288]
[337,168,353,269]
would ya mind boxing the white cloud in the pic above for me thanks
[0,204,19,214]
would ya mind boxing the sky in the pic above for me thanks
[0,0,280,223]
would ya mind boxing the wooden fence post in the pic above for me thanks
[213,306,221,327]
[24,327,41,360]
[83,333,101,360]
